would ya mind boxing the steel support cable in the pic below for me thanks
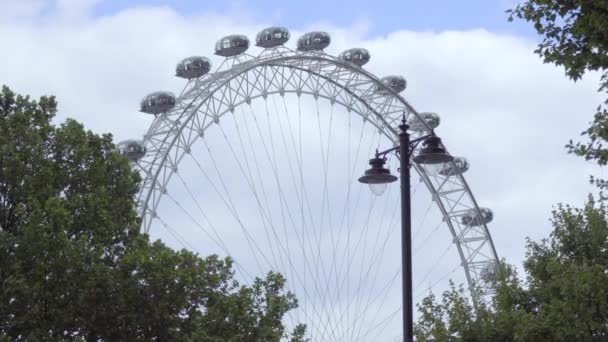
[166,180,256,284]
[229,108,282,273]
[414,265,459,302]
[346,113,353,339]
[156,215,198,253]
[414,241,454,291]
[236,103,313,329]
[272,93,328,334]
[206,128,329,337]
[345,197,397,342]
[332,193,378,342]
[217,120,281,270]
[355,181,406,286]
[349,191,401,340]
[166,190,228,258]
[346,145,413,341]
[298,96,322,338]
[354,197,415,341]
[412,199,436,242]
[319,103,350,342]
[262,97,319,327]
[318,105,363,342]
[355,271,401,342]
[199,138,270,277]
[297,97,344,342]
[271,96,315,265]
[349,182,396,340]
[272,95,326,336]
[352,267,401,342]
[349,130,382,338]
[330,114,366,341]
[248,99,305,321]
[266,95,343,338]
[279,94,314,329]
[278,99,340,341]
[364,306,402,342]
[333,129,382,339]
[288,95,366,342]
[248,100,339,335]
[312,99,343,342]
[312,98,331,297]
[355,182,416,300]
[330,125,376,342]
[297,93,309,332]
[163,190,287,322]
[357,190,400,294]
[173,173,234,258]
[338,131,419,342]
[263,98,307,327]
[281,95,342,339]
[413,220,444,258]
[265,96,317,328]
[215,120,331,338]
[351,181,424,340]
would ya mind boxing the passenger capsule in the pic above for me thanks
[176,56,211,79]
[117,139,146,162]
[339,48,370,66]
[215,34,250,57]
[256,26,290,48]
[461,208,493,227]
[140,91,176,114]
[438,157,469,177]
[408,112,440,132]
[297,31,331,51]
[376,75,407,95]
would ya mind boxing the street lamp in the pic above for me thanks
[358,116,452,342]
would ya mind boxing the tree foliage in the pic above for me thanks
[0,85,303,341]
[507,0,608,82]
[508,0,608,190]
[415,196,608,341]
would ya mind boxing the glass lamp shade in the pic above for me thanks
[423,162,446,175]
[368,182,388,196]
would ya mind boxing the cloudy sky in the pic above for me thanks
[1,0,604,340]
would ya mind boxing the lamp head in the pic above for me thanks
[413,135,453,165]
[358,156,398,196]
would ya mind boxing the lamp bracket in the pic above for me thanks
[375,133,433,159]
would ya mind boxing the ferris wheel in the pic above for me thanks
[118,26,499,341]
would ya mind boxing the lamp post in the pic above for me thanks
[358,117,453,342]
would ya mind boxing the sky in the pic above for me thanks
[0,0,604,341]
[90,0,533,37]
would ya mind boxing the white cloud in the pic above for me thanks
[1,2,603,341]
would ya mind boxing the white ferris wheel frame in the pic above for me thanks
[134,45,499,295]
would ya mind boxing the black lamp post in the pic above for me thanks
[358,117,452,342]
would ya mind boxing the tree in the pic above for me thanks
[414,196,608,341]
[507,1,608,190]
[0,85,303,341]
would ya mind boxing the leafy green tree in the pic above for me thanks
[507,0,608,190]
[0,85,303,341]
[414,196,608,341]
